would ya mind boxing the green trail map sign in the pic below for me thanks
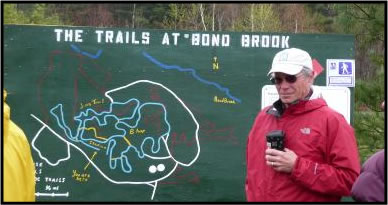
[3,25,354,202]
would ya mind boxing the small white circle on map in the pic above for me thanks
[157,164,165,172]
[149,165,157,173]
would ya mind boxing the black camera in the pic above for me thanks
[266,130,285,151]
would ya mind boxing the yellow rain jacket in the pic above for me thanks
[3,90,36,201]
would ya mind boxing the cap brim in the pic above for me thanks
[267,64,304,76]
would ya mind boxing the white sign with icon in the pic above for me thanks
[326,59,355,87]
[261,85,351,124]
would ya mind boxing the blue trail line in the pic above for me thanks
[70,44,103,59]
[142,51,241,103]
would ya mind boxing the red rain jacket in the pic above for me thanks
[246,98,360,202]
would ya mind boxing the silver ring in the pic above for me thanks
[271,162,274,166]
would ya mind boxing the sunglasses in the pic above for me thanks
[270,73,302,84]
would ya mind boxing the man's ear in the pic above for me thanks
[312,71,317,79]
[310,71,316,83]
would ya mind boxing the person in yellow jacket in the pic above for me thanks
[3,90,36,201]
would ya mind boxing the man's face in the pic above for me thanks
[272,72,312,104]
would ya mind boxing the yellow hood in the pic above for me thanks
[3,90,10,140]
[3,89,36,201]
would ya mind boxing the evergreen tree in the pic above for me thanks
[354,67,385,162]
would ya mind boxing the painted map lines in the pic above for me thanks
[30,113,173,186]
[70,44,102,59]
[142,51,242,103]
[30,80,200,200]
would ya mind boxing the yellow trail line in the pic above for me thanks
[81,127,107,140]
[84,152,97,171]
[80,127,131,145]
[123,136,131,146]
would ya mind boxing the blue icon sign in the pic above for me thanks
[330,62,337,70]
[339,62,352,75]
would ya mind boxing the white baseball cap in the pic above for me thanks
[267,48,313,76]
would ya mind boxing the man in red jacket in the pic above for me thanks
[245,48,360,202]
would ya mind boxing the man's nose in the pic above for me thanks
[277,79,291,88]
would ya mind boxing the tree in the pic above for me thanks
[327,3,385,163]
[354,67,385,163]
[139,4,169,28]
[4,3,62,25]
[162,4,204,30]
[163,4,181,30]
[252,4,281,32]
[4,4,28,24]
[332,4,385,80]
[219,4,245,31]
[303,4,336,33]
[233,4,281,32]
[214,4,229,31]
[29,4,62,25]
[199,4,207,31]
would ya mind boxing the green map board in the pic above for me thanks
[3,25,354,202]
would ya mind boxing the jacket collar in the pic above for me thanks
[266,86,326,117]
[266,99,284,117]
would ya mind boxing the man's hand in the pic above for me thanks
[265,148,297,173]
